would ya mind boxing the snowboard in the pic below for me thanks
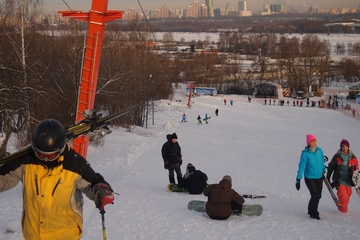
[323,172,343,209]
[352,170,360,198]
[187,200,263,216]
[167,183,188,193]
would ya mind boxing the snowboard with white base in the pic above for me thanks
[352,170,360,198]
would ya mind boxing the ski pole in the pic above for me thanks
[100,210,106,240]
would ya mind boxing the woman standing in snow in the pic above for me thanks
[326,139,359,213]
[296,134,326,220]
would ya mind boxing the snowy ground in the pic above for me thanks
[1,86,360,239]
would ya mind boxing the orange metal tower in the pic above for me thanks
[58,1,123,158]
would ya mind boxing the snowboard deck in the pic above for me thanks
[167,183,188,192]
[352,170,360,198]
[187,200,263,216]
[323,172,343,209]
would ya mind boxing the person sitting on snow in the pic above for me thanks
[178,163,208,194]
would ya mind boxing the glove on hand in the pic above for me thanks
[330,182,339,189]
[295,179,301,191]
[164,161,169,169]
[94,183,114,211]
[178,158,183,166]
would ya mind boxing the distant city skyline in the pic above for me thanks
[43,0,359,14]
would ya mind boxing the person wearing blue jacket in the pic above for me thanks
[296,134,326,220]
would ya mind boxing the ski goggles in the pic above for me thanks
[32,145,65,162]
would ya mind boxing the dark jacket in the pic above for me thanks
[326,150,359,187]
[179,165,207,194]
[0,143,111,240]
[203,179,244,219]
[161,134,182,169]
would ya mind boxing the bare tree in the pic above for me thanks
[162,32,175,50]
[300,35,331,93]
[0,0,44,151]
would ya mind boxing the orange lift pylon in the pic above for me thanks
[187,82,194,107]
[58,1,123,158]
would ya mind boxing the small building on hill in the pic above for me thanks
[186,87,217,96]
[253,82,283,98]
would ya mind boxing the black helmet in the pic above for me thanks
[32,119,66,153]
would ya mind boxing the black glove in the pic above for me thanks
[178,158,183,166]
[164,161,169,169]
[295,179,300,191]
[330,182,339,189]
[94,183,114,211]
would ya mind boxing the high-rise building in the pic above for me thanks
[270,4,287,13]
[205,0,214,17]
[185,0,200,18]
[238,1,247,11]
[238,0,252,17]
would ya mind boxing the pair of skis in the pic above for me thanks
[0,105,140,165]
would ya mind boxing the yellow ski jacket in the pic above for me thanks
[0,144,111,240]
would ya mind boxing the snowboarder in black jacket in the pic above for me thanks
[161,133,183,184]
[179,163,208,194]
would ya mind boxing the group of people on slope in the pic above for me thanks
[296,134,359,220]
[161,132,244,220]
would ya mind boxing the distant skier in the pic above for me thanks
[197,115,202,124]
[178,163,208,194]
[230,100,233,105]
[215,108,219,116]
[203,113,210,124]
[224,99,227,105]
[181,113,187,122]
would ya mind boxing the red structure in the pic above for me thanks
[187,82,194,107]
[58,1,123,158]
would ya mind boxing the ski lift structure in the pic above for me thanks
[58,1,123,158]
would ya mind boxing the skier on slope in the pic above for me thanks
[181,113,187,122]
[326,139,359,213]
[161,133,183,185]
[0,119,114,240]
[203,113,210,124]
[203,175,244,220]
[178,163,208,194]
[296,134,325,220]
[197,115,202,124]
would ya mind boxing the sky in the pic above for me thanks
[1,81,360,239]
[43,0,359,15]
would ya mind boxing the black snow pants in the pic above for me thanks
[305,177,323,217]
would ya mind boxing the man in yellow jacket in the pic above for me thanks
[0,119,114,240]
